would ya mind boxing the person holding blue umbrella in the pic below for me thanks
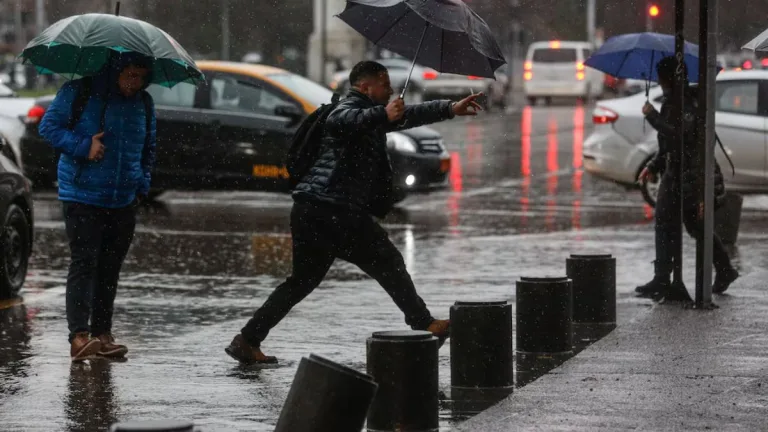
[635,57,738,299]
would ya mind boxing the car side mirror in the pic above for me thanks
[275,104,303,119]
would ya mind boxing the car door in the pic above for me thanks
[201,72,302,190]
[145,81,209,189]
[714,79,767,187]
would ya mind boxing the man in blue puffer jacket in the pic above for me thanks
[39,52,156,361]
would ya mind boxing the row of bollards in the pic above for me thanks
[110,253,616,432]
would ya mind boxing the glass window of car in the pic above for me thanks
[716,81,759,115]
[210,76,295,115]
[532,48,578,63]
[146,83,196,108]
[265,72,334,107]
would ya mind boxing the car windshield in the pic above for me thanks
[266,73,333,107]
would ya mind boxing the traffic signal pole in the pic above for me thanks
[695,0,717,308]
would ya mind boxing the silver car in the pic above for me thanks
[583,70,768,207]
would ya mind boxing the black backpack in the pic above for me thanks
[57,76,153,161]
[285,93,341,189]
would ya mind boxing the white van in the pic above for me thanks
[523,41,604,105]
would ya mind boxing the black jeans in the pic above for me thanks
[654,174,732,277]
[63,202,136,342]
[241,200,435,347]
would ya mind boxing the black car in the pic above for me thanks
[0,133,33,299]
[19,61,451,201]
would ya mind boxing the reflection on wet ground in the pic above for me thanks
[4,104,768,431]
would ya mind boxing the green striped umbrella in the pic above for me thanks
[18,13,204,88]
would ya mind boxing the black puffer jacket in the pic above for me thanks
[292,90,454,217]
[645,86,725,206]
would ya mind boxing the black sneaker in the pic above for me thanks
[713,268,739,294]
[635,278,670,298]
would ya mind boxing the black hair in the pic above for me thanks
[349,61,388,87]
[657,56,687,84]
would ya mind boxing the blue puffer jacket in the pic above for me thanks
[39,57,157,209]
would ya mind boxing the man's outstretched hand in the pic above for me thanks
[452,93,484,116]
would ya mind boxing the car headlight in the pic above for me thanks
[386,132,417,153]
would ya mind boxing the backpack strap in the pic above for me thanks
[67,76,93,131]
[140,90,153,149]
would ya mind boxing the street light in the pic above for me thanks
[647,3,660,32]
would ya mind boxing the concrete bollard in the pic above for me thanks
[715,191,743,246]
[110,420,196,432]
[450,300,514,414]
[274,354,378,432]
[366,330,439,432]
[566,254,617,353]
[515,276,573,388]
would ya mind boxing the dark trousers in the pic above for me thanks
[64,202,136,342]
[654,175,732,277]
[241,200,434,347]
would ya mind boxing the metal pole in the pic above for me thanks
[14,0,23,54]
[695,0,717,307]
[646,2,654,32]
[400,22,429,99]
[35,0,45,34]
[320,0,327,85]
[586,0,596,45]
[221,0,230,61]
[672,0,686,290]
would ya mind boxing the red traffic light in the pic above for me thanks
[649,4,660,17]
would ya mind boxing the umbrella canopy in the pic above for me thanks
[742,28,768,51]
[585,32,709,83]
[337,0,506,79]
[19,13,203,88]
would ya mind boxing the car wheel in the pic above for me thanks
[640,171,661,208]
[0,204,30,299]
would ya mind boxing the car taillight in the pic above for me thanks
[524,71,533,81]
[25,105,46,125]
[467,75,483,80]
[592,106,619,124]
[524,61,532,71]
[762,58,768,68]
[423,70,438,80]
[576,62,585,71]
[743,60,753,70]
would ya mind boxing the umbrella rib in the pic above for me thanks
[373,7,410,46]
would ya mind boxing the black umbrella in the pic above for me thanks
[337,0,506,98]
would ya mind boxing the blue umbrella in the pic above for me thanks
[585,32,712,89]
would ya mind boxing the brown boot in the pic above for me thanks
[427,319,450,347]
[70,332,102,362]
[97,333,128,358]
[225,334,278,365]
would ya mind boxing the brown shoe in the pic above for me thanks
[225,334,278,365]
[70,332,102,362]
[427,319,450,348]
[97,333,128,358]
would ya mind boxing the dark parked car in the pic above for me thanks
[19,61,451,201]
[0,133,33,299]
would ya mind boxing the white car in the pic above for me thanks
[583,70,768,207]
[523,40,604,105]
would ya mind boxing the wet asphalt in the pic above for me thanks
[2,102,768,431]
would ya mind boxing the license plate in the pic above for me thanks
[253,164,289,179]
[439,158,451,173]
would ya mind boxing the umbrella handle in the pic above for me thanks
[400,21,430,100]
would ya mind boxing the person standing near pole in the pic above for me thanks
[636,56,738,299]
[226,61,483,364]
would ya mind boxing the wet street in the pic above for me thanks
[3,103,768,431]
